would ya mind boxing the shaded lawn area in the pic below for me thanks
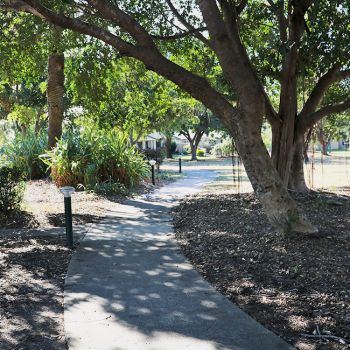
[172,190,350,350]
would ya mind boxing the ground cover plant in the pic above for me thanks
[41,123,150,190]
[0,164,26,213]
[1,129,47,180]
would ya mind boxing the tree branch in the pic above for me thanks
[165,0,211,47]
[197,0,269,118]
[297,65,350,136]
[85,0,157,48]
[236,0,248,14]
[6,0,137,55]
[335,69,350,81]
[299,64,341,120]
[12,0,240,134]
[266,0,287,43]
[1,0,44,17]
[297,99,350,135]
[179,129,193,143]
[278,0,313,122]
[151,27,207,41]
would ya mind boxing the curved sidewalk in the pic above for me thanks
[64,170,295,350]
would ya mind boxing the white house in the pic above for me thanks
[137,132,164,150]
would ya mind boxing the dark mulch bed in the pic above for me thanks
[172,191,350,350]
[47,213,103,227]
[0,233,72,350]
[0,211,40,230]
[0,211,103,230]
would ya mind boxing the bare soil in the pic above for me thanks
[172,190,350,350]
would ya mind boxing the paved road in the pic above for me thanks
[64,170,295,350]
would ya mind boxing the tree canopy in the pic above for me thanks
[1,0,349,235]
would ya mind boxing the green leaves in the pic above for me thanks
[42,122,150,188]
[7,105,37,126]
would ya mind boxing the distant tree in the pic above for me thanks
[178,105,221,161]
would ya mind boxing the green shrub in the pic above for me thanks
[0,165,26,213]
[196,148,205,157]
[182,145,191,155]
[87,181,128,196]
[41,125,150,188]
[211,140,234,157]
[1,130,47,179]
[142,148,166,163]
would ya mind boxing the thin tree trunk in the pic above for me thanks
[129,129,134,145]
[34,109,43,134]
[164,135,173,159]
[288,139,308,192]
[317,128,329,155]
[180,130,202,161]
[47,53,65,149]
[190,141,197,161]
[271,61,298,187]
[303,128,313,163]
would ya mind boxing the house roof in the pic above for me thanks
[139,132,164,141]
[147,132,163,140]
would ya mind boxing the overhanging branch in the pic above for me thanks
[151,27,207,41]
[165,0,211,47]
[297,99,350,135]
[6,0,240,135]
[85,0,156,48]
[299,64,342,120]
[297,65,350,135]
[236,0,248,14]
[1,0,44,17]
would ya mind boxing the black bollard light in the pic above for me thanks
[179,157,182,173]
[149,159,156,185]
[59,186,75,249]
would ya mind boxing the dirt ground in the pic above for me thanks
[172,189,350,350]
[0,233,71,350]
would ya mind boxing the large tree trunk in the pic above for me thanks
[271,120,295,187]
[228,114,317,235]
[288,139,308,192]
[164,135,173,159]
[19,0,318,235]
[271,53,299,187]
[47,53,65,149]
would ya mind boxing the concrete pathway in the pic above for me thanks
[64,170,295,350]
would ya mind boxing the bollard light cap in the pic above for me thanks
[59,186,75,197]
[149,159,156,166]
